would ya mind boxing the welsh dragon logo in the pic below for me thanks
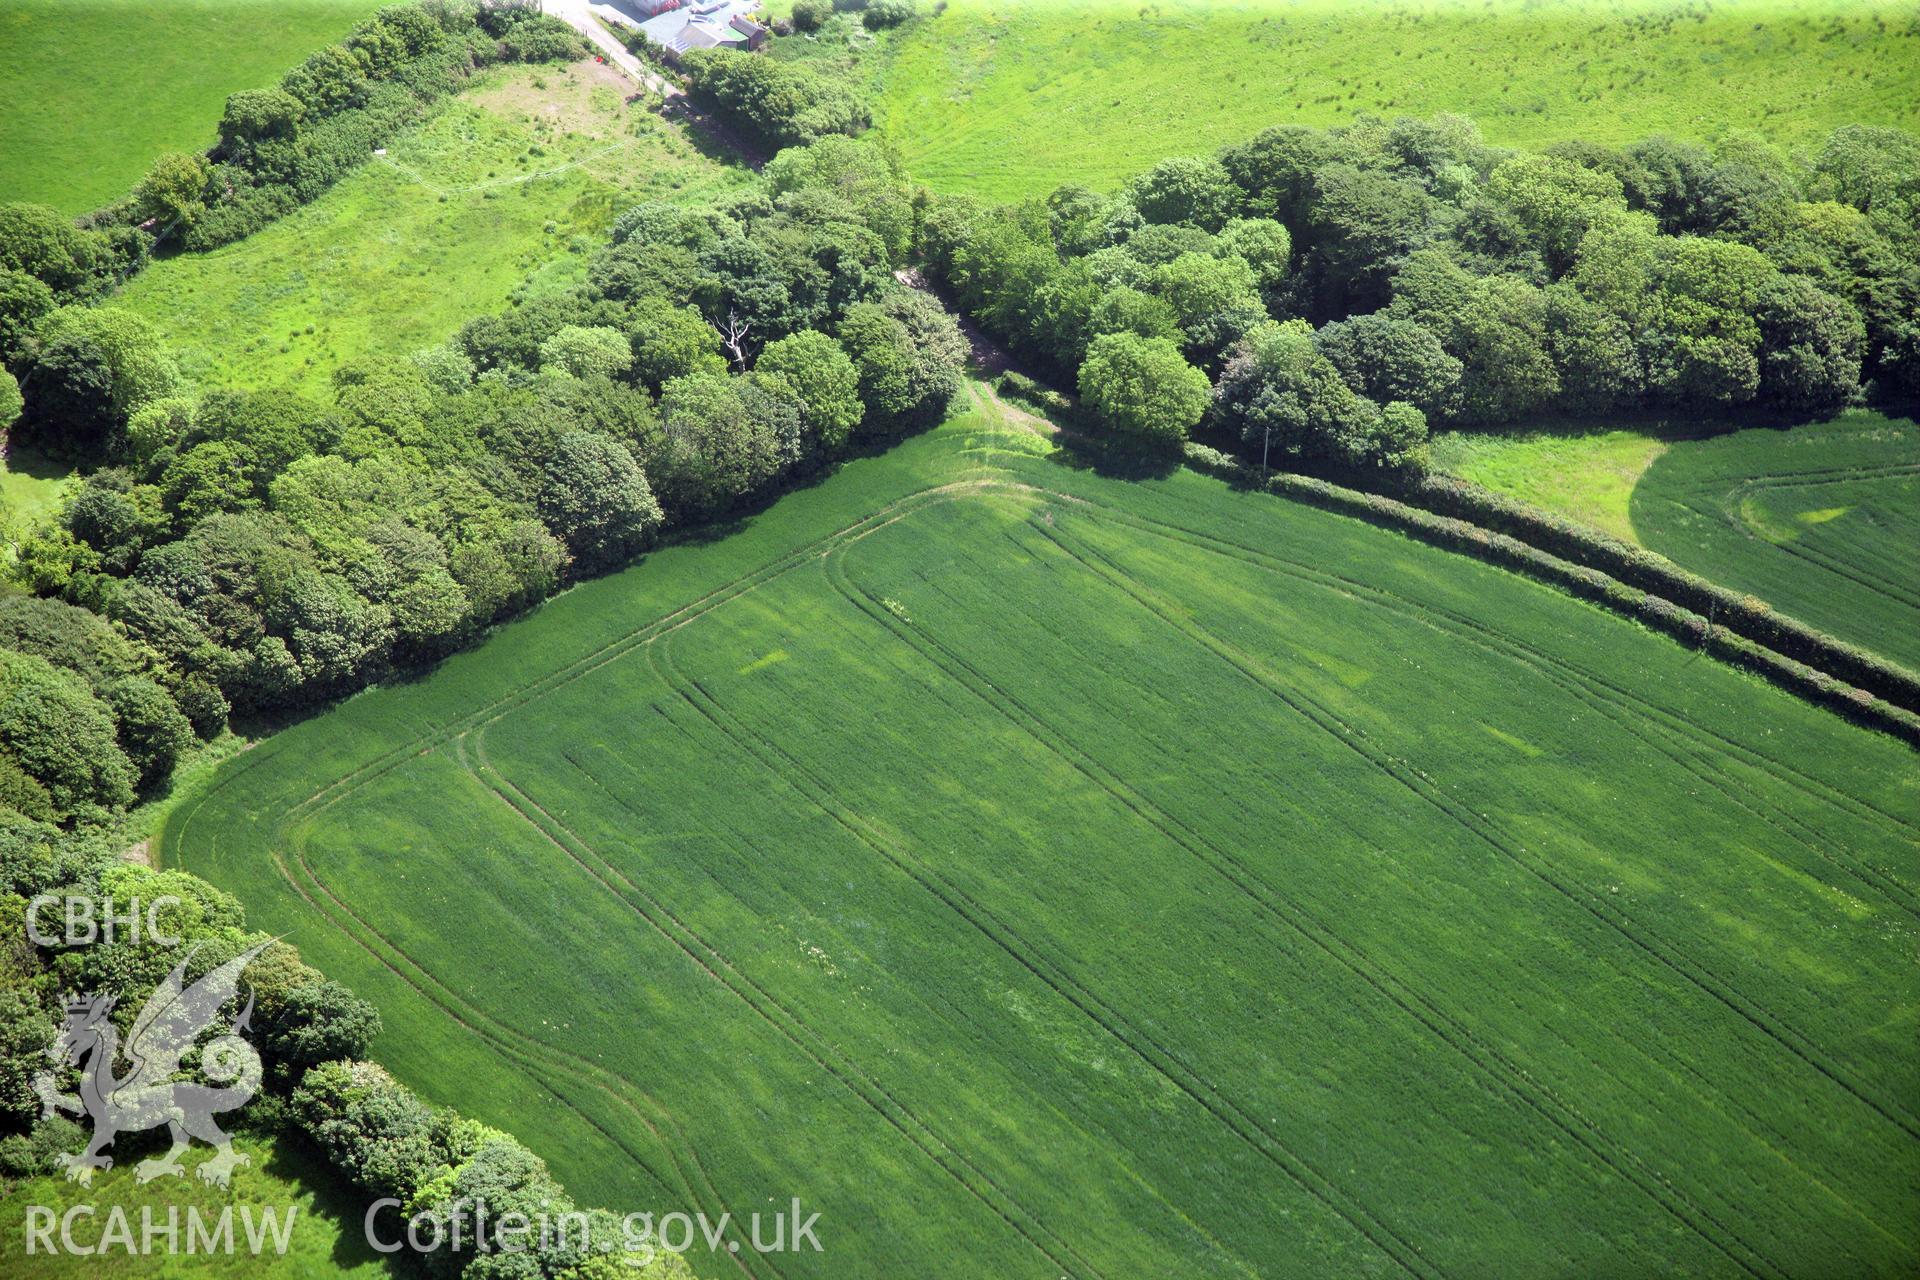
[32,940,272,1187]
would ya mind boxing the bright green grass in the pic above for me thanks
[0,1133,394,1277]
[160,391,1920,1277]
[1431,425,1676,543]
[114,61,750,394]
[0,0,383,214]
[1630,410,1920,670]
[808,0,1920,201]
[0,443,71,547]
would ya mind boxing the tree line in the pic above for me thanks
[0,816,689,1277]
[917,114,1919,467]
[0,130,955,829]
[0,9,950,1267]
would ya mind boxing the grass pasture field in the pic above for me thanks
[0,1133,396,1278]
[0,0,383,214]
[799,0,1920,201]
[161,393,1920,1278]
[113,61,750,393]
[1430,424,1676,543]
[1630,410,1920,671]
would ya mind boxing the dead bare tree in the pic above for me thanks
[715,309,751,370]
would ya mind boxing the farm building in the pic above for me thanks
[631,0,767,59]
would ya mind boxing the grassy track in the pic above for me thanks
[798,0,1920,201]
[113,61,750,393]
[159,392,1920,1277]
[0,0,383,214]
[1629,410,1920,671]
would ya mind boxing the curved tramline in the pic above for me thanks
[162,401,1919,1278]
[1631,412,1920,673]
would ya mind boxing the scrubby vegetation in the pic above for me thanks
[680,45,870,151]
[115,61,751,393]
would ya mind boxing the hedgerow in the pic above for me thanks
[1182,442,1920,741]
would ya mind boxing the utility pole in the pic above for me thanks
[1261,422,1272,481]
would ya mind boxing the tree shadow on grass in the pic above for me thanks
[1,437,72,483]
[1038,431,1182,482]
[257,1133,396,1272]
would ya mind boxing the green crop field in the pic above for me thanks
[0,0,383,214]
[113,60,751,394]
[0,1133,395,1278]
[160,393,1920,1278]
[1630,410,1920,671]
[793,0,1920,201]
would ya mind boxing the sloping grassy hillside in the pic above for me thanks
[162,392,1920,1278]
[114,61,750,393]
[1630,410,1920,670]
[809,0,1920,200]
[0,0,383,213]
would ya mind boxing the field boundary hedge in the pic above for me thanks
[1393,469,1920,714]
[1183,443,1920,746]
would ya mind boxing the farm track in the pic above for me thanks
[164,429,1918,1275]
[545,741,1266,1280]
[1703,464,1920,613]
[643,608,1437,1279]
[819,496,1908,1271]
[1020,500,1920,1148]
[461,723,1105,1280]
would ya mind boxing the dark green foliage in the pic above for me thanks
[1126,154,1238,231]
[1077,332,1210,446]
[0,992,57,1125]
[537,432,664,570]
[680,48,871,151]
[756,329,865,455]
[651,374,791,517]
[839,289,967,435]
[863,0,917,30]
[16,307,181,461]
[102,675,196,790]
[625,296,727,388]
[0,649,135,820]
[766,134,914,260]
[0,203,121,299]
[0,268,55,361]
[0,369,19,432]
[258,979,384,1069]
[291,1059,444,1200]
[1314,312,1462,422]
[1213,320,1428,469]
[923,113,1917,490]
[1755,274,1866,415]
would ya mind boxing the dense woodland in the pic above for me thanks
[919,114,1920,465]
[0,4,1916,1275]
